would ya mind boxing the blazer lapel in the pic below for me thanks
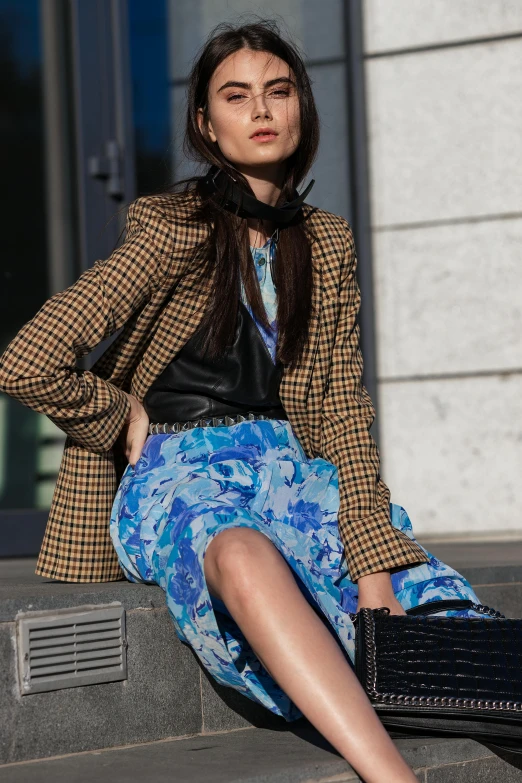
[130,248,215,401]
[279,247,324,456]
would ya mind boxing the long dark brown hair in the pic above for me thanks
[159,18,320,368]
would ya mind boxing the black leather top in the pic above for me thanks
[143,300,287,422]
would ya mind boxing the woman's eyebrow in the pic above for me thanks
[216,76,295,93]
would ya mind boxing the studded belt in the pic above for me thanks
[148,409,288,435]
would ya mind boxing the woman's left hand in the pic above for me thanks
[356,570,406,616]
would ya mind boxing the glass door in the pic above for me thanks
[0,0,171,558]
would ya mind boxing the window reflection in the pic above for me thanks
[0,0,174,523]
[0,0,48,352]
[128,0,172,195]
[0,0,49,514]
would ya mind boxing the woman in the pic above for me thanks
[0,20,484,783]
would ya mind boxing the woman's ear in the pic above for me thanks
[197,107,217,143]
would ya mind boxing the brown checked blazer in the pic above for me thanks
[0,190,429,583]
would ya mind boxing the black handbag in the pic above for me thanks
[351,599,522,753]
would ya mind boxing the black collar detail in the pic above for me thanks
[198,164,315,226]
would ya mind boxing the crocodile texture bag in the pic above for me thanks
[352,599,522,752]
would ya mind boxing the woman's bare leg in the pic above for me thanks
[204,527,417,783]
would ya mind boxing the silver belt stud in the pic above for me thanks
[148,411,272,435]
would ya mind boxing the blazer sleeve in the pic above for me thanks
[320,221,429,582]
[0,197,177,453]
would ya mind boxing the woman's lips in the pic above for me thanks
[251,132,278,142]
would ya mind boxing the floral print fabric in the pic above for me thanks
[239,237,278,362]
[109,418,484,722]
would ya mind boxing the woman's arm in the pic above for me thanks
[320,221,429,583]
[0,197,177,454]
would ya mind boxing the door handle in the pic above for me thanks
[88,139,124,200]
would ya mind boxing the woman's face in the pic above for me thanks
[198,48,301,176]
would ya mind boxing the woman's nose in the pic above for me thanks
[251,91,272,119]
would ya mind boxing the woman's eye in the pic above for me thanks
[227,90,290,102]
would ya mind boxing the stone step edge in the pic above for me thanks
[0,726,514,782]
[1,563,521,624]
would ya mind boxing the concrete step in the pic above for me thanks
[0,571,285,765]
[1,726,522,782]
[1,542,521,769]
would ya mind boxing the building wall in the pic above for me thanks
[363,1,522,539]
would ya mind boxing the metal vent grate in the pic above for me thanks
[17,603,127,695]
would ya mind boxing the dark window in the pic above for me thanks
[128,0,172,195]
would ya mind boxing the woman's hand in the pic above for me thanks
[356,570,406,616]
[119,392,149,467]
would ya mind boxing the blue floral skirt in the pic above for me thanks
[109,418,483,722]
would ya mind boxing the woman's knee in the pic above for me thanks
[205,527,277,583]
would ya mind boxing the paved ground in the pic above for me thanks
[0,728,520,783]
[420,539,522,569]
[1,558,51,584]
